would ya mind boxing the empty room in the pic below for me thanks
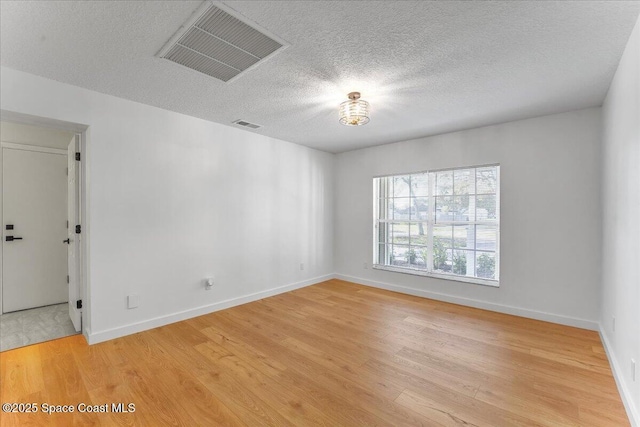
[0,1,638,426]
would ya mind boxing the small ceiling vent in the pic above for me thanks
[158,2,287,83]
[233,119,262,129]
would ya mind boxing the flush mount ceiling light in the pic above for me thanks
[339,92,370,126]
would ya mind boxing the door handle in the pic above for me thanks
[5,236,23,241]
[63,238,70,244]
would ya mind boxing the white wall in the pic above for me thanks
[601,15,640,426]
[0,121,75,149]
[0,67,334,342]
[335,108,602,329]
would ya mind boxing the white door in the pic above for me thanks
[67,136,81,331]
[2,147,68,312]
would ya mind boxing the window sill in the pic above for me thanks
[372,264,499,287]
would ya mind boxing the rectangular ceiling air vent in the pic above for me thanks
[233,119,261,129]
[158,2,287,83]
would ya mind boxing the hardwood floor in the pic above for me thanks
[0,279,628,426]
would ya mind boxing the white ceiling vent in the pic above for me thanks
[232,119,262,129]
[158,2,287,83]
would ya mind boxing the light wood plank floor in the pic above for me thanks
[0,279,628,426]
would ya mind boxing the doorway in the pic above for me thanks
[0,119,85,351]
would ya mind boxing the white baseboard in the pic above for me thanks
[86,273,599,344]
[334,273,599,331]
[599,326,639,427]
[86,274,333,344]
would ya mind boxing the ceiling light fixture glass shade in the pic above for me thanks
[339,92,370,126]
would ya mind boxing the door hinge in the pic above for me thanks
[75,224,81,234]
[67,275,70,284]
[76,299,82,309]
[75,152,81,161]
[67,220,69,229]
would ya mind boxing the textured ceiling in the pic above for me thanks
[1,1,639,153]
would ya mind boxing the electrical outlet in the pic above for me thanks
[300,263,304,271]
[363,262,368,269]
[127,294,139,309]
[205,277,214,290]
[632,359,636,382]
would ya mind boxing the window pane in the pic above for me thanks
[411,246,428,268]
[410,223,428,245]
[453,225,475,249]
[407,246,424,267]
[391,223,410,245]
[476,252,496,279]
[433,248,453,272]
[452,250,470,275]
[476,225,497,252]
[435,196,455,222]
[433,225,452,246]
[476,195,497,220]
[392,245,408,266]
[453,195,473,221]
[392,198,411,220]
[476,167,497,194]
[393,176,411,197]
[454,169,473,195]
[435,171,453,196]
[411,174,428,197]
[433,225,452,271]
[412,197,428,221]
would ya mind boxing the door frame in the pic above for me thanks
[0,110,90,338]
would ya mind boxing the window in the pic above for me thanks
[374,165,500,286]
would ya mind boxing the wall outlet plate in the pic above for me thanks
[127,294,139,309]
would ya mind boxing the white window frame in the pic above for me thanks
[373,164,500,287]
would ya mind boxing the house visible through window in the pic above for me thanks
[374,165,500,286]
